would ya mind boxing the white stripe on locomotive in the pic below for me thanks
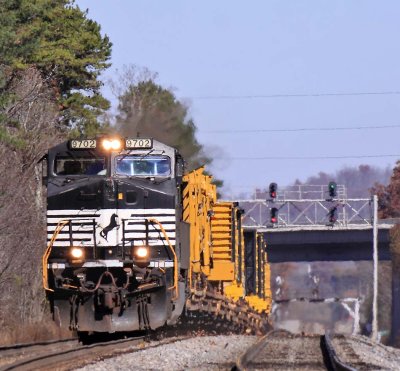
[47,208,176,247]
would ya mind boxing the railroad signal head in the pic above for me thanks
[328,181,337,198]
[270,207,278,224]
[328,206,337,224]
[269,182,278,199]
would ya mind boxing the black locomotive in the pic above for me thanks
[43,137,189,336]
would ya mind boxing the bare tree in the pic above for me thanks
[108,65,212,170]
[0,67,63,331]
[300,164,391,198]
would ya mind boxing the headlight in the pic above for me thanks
[102,139,121,151]
[70,247,84,259]
[132,246,150,268]
[135,246,149,258]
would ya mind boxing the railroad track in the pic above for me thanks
[321,334,359,371]
[0,338,78,370]
[0,332,198,371]
[233,330,359,370]
[0,290,267,371]
[0,336,147,371]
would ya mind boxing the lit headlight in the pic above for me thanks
[132,246,150,268]
[70,247,84,259]
[135,246,149,258]
[102,139,121,151]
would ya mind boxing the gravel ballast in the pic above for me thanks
[333,335,400,370]
[76,335,258,371]
[76,333,400,370]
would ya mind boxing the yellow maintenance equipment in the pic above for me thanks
[209,202,236,280]
[245,232,272,313]
[182,167,271,315]
[209,201,246,301]
[182,167,216,284]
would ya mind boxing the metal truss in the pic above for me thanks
[233,185,374,229]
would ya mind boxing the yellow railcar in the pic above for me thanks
[182,167,271,314]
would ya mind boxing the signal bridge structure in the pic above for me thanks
[236,184,384,230]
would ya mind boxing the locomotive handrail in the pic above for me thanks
[42,220,70,292]
[44,218,178,299]
[147,218,179,301]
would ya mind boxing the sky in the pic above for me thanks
[76,1,400,197]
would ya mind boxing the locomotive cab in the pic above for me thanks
[43,137,188,335]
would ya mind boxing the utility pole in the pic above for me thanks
[372,194,379,341]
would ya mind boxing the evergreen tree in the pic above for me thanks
[0,0,112,136]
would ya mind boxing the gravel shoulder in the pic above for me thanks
[75,335,258,371]
[333,335,400,370]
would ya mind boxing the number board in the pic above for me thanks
[125,138,153,149]
[69,139,97,149]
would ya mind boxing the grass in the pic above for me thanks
[0,319,73,346]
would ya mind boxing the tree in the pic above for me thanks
[0,66,60,336]
[299,164,391,198]
[373,161,400,219]
[0,0,112,339]
[113,68,211,171]
[0,0,112,137]
[374,161,400,346]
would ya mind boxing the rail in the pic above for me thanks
[0,338,76,352]
[0,336,145,371]
[234,333,269,370]
[233,331,358,370]
[321,333,358,371]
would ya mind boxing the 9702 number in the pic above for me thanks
[70,139,97,149]
[125,138,152,149]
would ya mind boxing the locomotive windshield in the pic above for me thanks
[54,154,106,176]
[115,155,171,177]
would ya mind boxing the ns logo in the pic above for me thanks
[98,213,119,242]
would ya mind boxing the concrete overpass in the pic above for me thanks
[262,226,391,262]
[244,224,393,340]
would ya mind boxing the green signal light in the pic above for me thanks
[328,181,337,198]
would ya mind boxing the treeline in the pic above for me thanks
[296,164,392,198]
[0,0,211,342]
[293,161,400,219]
[248,164,392,200]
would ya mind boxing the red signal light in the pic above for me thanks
[270,207,278,224]
[269,183,278,200]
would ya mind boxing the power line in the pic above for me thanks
[223,154,400,161]
[191,91,400,100]
[201,124,400,134]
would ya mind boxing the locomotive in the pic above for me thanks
[43,136,272,337]
[43,137,188,336]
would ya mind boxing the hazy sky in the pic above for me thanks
[76,1,400,196]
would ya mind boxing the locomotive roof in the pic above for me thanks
[48,137,179,157]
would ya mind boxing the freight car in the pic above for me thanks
[42,137,271,338]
